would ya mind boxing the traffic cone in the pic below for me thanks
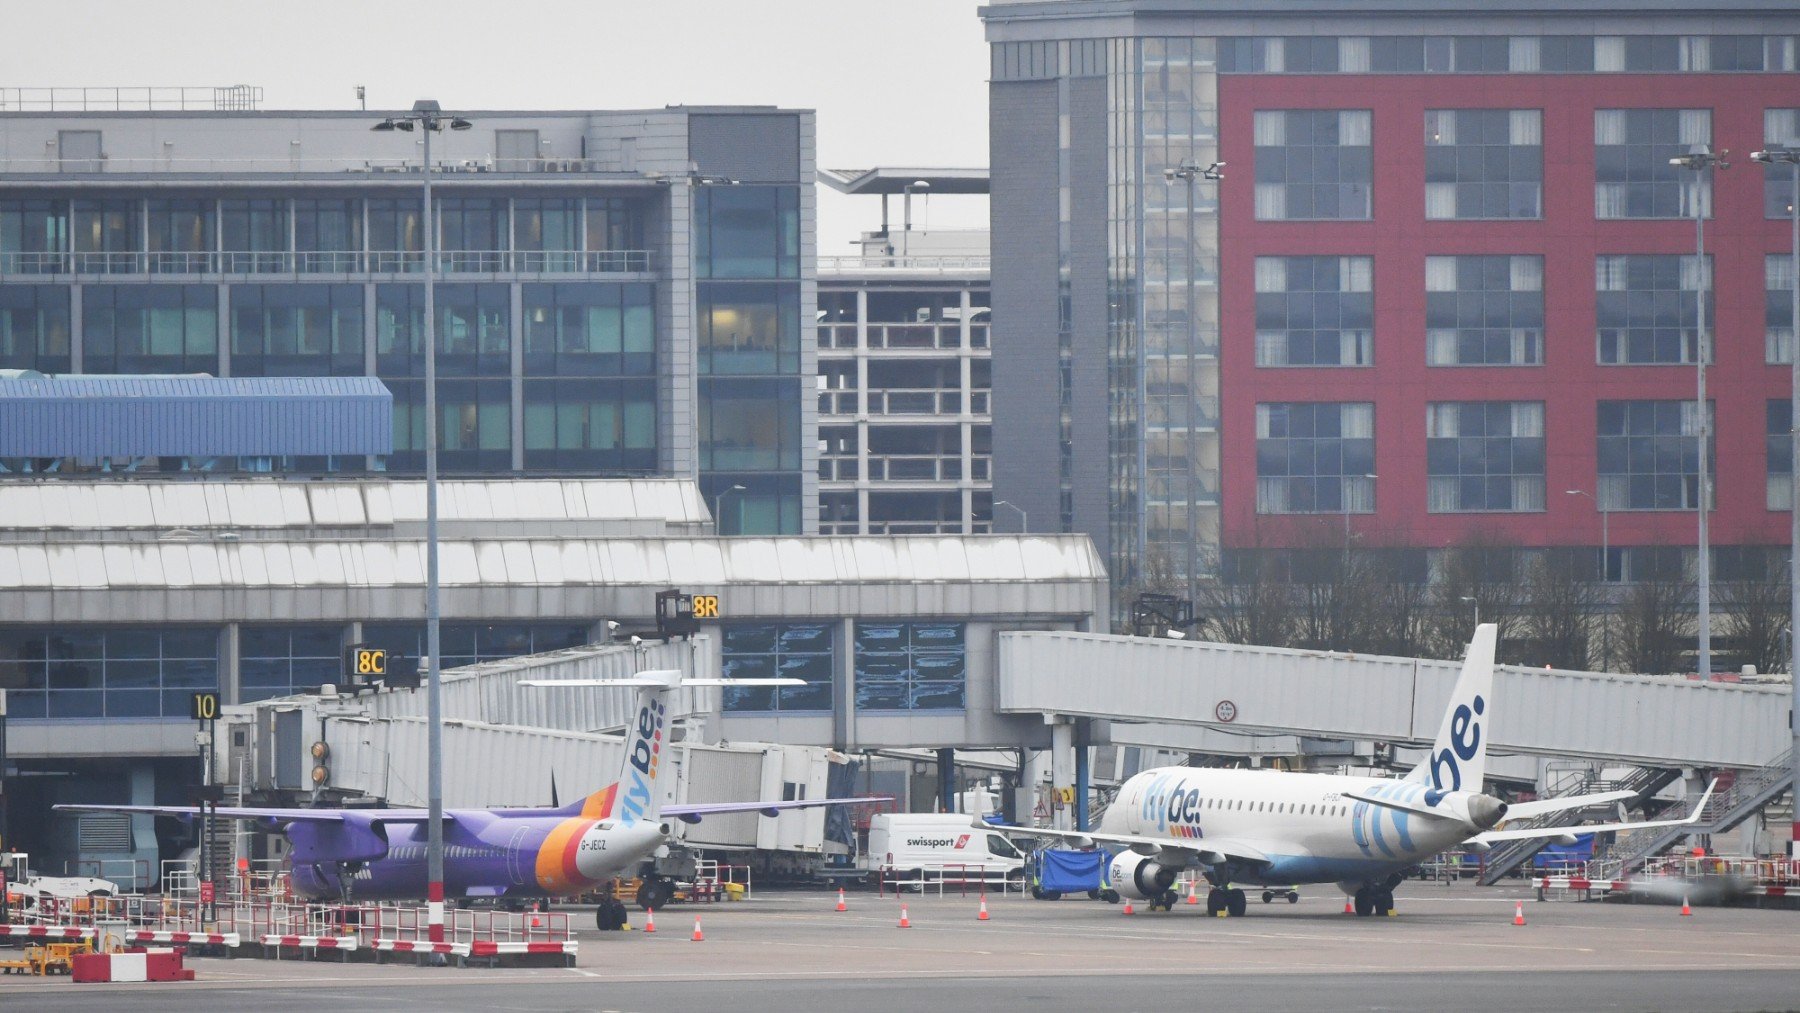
[1680,895,1693,917]
[1122,898,1135,915]
[898,904,912,928]
[977,894,990,921]
[1343,898,1354,915]
[691,916,704,942]
[1513,901,1526,926]
[644,908,656,934]
[835,888,848,913]
[1186,882,1199,906]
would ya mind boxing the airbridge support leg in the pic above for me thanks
[1049,718,1074,830]
[1074,719,1091,832]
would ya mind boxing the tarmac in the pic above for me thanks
[4,880,1798,1012]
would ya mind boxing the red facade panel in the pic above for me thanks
[1218,73,1795,552]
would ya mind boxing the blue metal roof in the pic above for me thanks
[0,376,392,457]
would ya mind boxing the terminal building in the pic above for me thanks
[983,0,1800,650]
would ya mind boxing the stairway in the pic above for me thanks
[1477,766,1682,886]
[1589,747,1796,881]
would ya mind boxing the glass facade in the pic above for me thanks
[853,621,965,711]
[1768,399,1792,511]
[239,625,341,703]
[1597,400,1714,511]
[1596,255,1712,365]
[720,622,833,712]
[221,199,288,272]
[1253,110,1372,220]
[82,284,218,373]
[522,282,654,376]
[1426,256,1544,366]
[695,186,799,279]
[1595,109,1711,219]
[146,198,214,272]
[1425,402,1546,512]
[1203,35,1800,75]
[1253,256,1373,367]
[699,283,800,375]
[229,284,364,376]
[1255,402,1375,514]
[360,623,587,672]
[1766,110,1800,220]
[0,284,71,372]
[1770,254,1796,365]
[0,627,218,719]
[1424,110,1542,220]
[0,199,69,273]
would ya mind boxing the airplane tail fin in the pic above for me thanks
[1406,623,1495,793]
[524,670,803,826]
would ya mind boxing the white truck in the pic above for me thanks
[863,814,1026,889]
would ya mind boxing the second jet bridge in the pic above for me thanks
[997,632,1790,771]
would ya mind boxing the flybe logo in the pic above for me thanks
[618,698,665,827]
[1428,694,1484,792]
[1139,774,1206,839]
[1349,781,1421,859]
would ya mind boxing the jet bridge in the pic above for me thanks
[997,632,1790,770]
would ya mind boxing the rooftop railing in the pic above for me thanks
[0,249,654,278]
[0,86,262,112]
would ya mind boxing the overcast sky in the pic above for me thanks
[5,0,993,250]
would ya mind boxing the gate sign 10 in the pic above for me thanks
[190,691,220,722]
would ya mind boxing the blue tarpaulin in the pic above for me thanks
[1030,848,1111,894]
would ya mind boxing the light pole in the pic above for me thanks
[1671,144,1728,678]
[371,100,471,948]
[1163,160,1225,602]
[713,484,746,536]
[994,499,1028,534]
[1567,487,1613,670]
[901,179,930,260]
[1751,143,1800,858]
[1460,595,1480,628]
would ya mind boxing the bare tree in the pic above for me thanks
[1717,547,1791,676]
[1615,574,1694,675]
[1113,544,1188,635]
[1518,549,1602,670]
[1195,551,1295,649]
[1361,550,1428,657]
[1423,532,1526,661]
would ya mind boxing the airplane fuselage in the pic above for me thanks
[287,809,668,902]
[1100,767,1477,888]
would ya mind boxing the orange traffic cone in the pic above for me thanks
[1186,882,1199,905]
[1513,901,1526,926]
[1122,899,1135,915]
[977,894,990,921]
[644,908,656,934]
[1680,895,1693,916]
[1343,898,1354,915]
[898,904,912,928]
[835,888,848,912]
[691,915,704,942]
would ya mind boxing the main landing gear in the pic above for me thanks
[1350,876,1402,917]
[1205,887,1248,918]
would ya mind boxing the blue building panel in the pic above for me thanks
[0,377,392,457]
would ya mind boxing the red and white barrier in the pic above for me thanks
[1534,875,1630,895]
[467,940,578,957]
[71,949,193,983]
[0,924,92,940]
[260,934,359,951]
[126,930,239,947]
[373,938,468,957]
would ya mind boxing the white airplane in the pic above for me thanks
[996,624,1715,918]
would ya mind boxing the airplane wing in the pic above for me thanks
[53,804,455,826]
[663,796,890,824]
[1500,790,1638,821]
[987,820,1270,868]
[1473,780,1716,844]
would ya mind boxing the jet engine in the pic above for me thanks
[1108,851,1179,901]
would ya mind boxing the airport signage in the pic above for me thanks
[1214,700,1237,723]
[190,692,220,722]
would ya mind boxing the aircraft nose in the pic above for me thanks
[1468,794,1508,830]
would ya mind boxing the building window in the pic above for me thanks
[435,379,511,472]
[1771,255,1796,365]
[220,199,289,272]
[522,282,654,377]
[698,283,800,375]
[1769,400,1792,511]
[1254,402,1375,514]
[239,625,341,703]
[853,621,965,711]
[701,474,801,536]
[293,198,362,272]
[146,198,215,272]
[360,623,586,672]
[1766,109,1800,221]
[437,198,504,272]
[698,377,800,471]
[1424,110,1542,219]
[229,284,364,376]
[1597,400,1713,511]
[1426,402,1545,513]
[1426,255,1543,366]
[0,285,72,372]
[721,622,833,713]
[1254,256,1373,366]
[0,199,69,273]
[72,199,141,272]
[375,284,425,377]
[522,378,656,472]
[367,197,423,270]
[1595,109,1711,219]
[1253,110,1372,220]
[82,284,218,373]
[0,627,218,720]
[513,197,581,270]
[1596,255,1711,365]
[695,186,799,279]
[586,198,647,253]
[436,283,511,376]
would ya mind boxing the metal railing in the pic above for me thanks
[818,254,990,274]
[0,249,653,277]
[0,86,262,112]
[817,323,991,351]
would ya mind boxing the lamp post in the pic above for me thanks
[994,499,1028,534]
[714,484,746,536]
[1751,143,1800,858]
[1163,160,1225,603]
[371,100,471,948]
[1670,144,1729,678]
[1567,487,1613,670]
[1460,595,1480,628]
[901,180,930,260]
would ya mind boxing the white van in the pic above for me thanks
[864,814,1026,887]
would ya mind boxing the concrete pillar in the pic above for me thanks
[219,624,240,706]
[1049,718,1074,830]
[1074,718,1091,831]
[834,617,856,751]
[937,748,956,814]
[130,764,157,889]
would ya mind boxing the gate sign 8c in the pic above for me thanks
[352,647,386,677]
[190,691,220,722]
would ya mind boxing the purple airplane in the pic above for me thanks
[60,670,884,923]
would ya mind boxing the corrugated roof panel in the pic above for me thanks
[441,542,480,585]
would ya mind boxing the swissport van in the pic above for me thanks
[864,814,1026,887]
